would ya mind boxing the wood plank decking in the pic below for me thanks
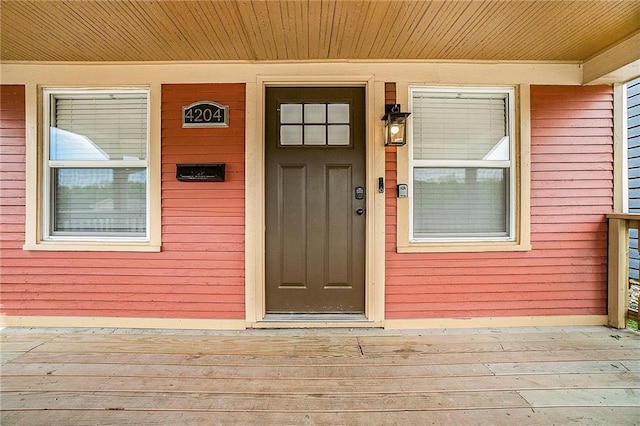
[1,326,639,425]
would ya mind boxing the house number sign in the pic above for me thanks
[182,101,229,128]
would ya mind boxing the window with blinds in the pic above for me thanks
[410,88,515,241]
[43,90,149,238]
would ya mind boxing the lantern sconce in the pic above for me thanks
[382,104,411,146]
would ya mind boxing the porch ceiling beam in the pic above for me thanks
[582,30,640,85]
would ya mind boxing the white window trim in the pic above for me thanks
[24,86,161,252]
[396,84,531,253]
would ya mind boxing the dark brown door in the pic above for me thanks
[265,87,366,313]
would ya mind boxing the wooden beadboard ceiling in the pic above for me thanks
[1,0,639,63]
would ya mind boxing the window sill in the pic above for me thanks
[23,241,161,252]
[397,241,532,253]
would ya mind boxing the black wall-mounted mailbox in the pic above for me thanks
[176,163,225,182]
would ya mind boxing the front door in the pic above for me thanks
[265,87,366,314]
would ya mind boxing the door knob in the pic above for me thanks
[356,208,365,216]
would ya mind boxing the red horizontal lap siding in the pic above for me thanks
[0,86,26,257]
[385,85,613,319]
[158,84,245,319]
[0,83,245,320]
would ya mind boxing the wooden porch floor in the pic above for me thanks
[1,326,639,425]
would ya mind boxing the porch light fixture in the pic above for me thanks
[382,104,411,146]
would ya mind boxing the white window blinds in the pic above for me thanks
[51,95,147,161]
[412,92,509,161]
[46,90,148,238]
[411,89,513,240]
[412,168,508,238]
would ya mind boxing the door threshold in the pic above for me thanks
[255,313,381,328]
[262,313,368,322]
